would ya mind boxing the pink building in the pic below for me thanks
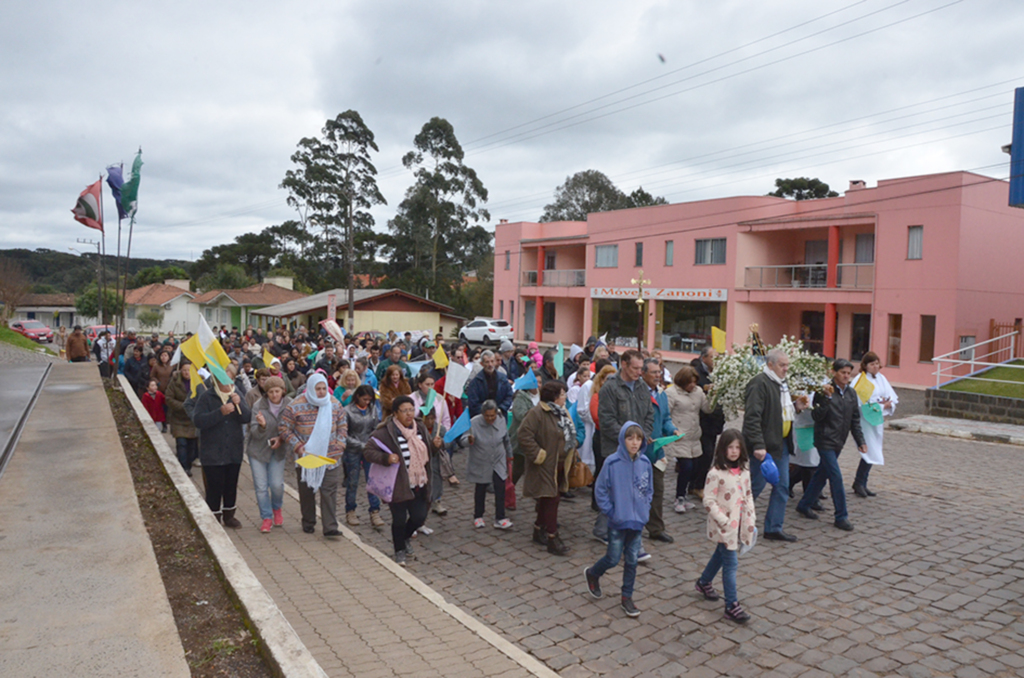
[493,171,1024,387]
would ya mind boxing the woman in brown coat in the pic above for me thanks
[517,380,577,556]
[379,364,412,417]
[150,350,175,392]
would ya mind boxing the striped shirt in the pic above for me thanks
[395,431,426,489]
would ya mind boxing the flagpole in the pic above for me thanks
[114,161,124,342]
[97,173,105,325]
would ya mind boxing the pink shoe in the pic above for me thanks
[260,519,273,533]
[272,509,283,527]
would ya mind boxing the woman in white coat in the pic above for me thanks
[851,351,897,497]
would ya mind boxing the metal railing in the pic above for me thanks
[933,331,1020,387]
[521,269,586,287]
[744,264,827,289]
[836,263,874,289]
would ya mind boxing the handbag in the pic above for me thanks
[366,438,400,502]
[568,451,594,489]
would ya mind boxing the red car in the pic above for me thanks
[10,320,54,343]
[85,325,121,345]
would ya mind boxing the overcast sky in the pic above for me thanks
[2,0,1021,263]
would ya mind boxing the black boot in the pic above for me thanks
[532,525,548,546]
[547,532,570,556]
[222,507,243,529]
[852,483,869,499]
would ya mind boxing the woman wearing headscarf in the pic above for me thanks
[192,363,252,527]
[518,380,577,556]
[278,372,348,537]
[364,395,434,566]
[246,375,292,533]
[379,364,412,417]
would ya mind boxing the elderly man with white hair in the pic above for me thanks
[741,348,809,543]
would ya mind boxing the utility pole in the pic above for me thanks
[76,238,103,323]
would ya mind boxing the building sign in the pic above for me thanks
[590,287,728,301]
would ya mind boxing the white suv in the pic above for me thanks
[459,318,514,345]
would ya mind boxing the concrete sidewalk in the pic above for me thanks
[0,364,189,677]
[178,438,551,678]
[888,414,1024,446]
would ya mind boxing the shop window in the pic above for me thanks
[919,315,936,362]
[655,301,724,354]
[695,238,726,265]
[887,314,902,367]
[542,302,556,333]
[595,244,618,268]
[908,226,923,260]
[593,298,642,348]
[665,240,674,266]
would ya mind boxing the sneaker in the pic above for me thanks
[432,502,448,516]
[473,518,486,528]
[260,519,272,533]
[621,598,641,618]
[682,499,696,511]
[725,601,751,624]
[494,518,514,530]
[272,509,283,527]
[404,540,415,556]
[417,525,434,536]
[370,511,385,528]
[346,511,361,526]
[674,498,687,514]
[637,550,652,564]
[394,550,407,567]
[584,567,602,599]
[695,580,720,601]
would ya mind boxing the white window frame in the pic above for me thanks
[695,238,726,265]
[595,244,618,268]
[665,240,674,266]
[908,225,923,260]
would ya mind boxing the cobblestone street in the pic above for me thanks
[334,429,1024,677]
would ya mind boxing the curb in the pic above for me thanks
[887,419,1024,446]
[117,376,328,678]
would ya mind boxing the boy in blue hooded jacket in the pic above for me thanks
[584,420,654,617]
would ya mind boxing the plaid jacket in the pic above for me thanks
[278,394,348,460]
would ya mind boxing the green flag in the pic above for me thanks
[555,342,564,378]
[120,150,143,219]
[419,388,436,416]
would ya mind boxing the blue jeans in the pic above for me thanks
[250,456,285,520]
[700,543,739,606]
[750,446,791,533]
[343,450,381,514]
[798,449,847,522]
[589,527,642,599]
[175,437,198,471]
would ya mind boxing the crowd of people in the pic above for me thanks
[75,324,895,623]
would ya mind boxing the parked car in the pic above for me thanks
[10,320,54,343]
[85,325,120,346]
[459,318,513,345]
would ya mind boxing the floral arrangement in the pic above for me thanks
[708,334,832,418]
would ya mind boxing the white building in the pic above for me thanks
[123,280,197,334]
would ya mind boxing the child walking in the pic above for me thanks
[142,379,167,433]
[695,429,756,623]
[584,421,653,618]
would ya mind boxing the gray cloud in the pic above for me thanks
[1,0,1021,262]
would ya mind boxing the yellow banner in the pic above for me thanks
[433,344,449,369]
[711,326,726,353]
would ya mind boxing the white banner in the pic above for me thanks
[327,294,337,322]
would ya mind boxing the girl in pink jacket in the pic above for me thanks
[694,429,756,624]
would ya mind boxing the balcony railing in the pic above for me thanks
[836,263,874,289]
[522,269,586,287]
[744,264,875,290]
[744,265,827,289]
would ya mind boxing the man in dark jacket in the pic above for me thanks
[466,350,513,417]
[598,350,665,542]
[742,349,809,543]
[690,347,725,496]
[796,359,866,532]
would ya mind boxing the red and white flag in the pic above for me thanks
[71,179,104,232]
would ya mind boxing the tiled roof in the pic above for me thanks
[191,283,306,307]
[124,283,195,306]
[19,293,77,307]
[251,288,455,317]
